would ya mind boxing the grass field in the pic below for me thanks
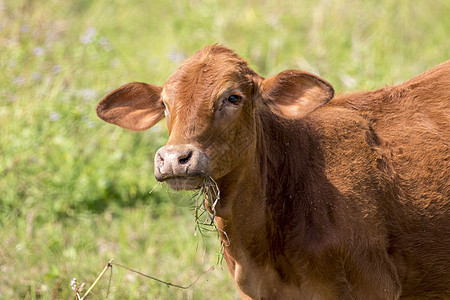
[1,0,449,298]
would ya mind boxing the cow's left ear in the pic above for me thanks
[259,70,334,119]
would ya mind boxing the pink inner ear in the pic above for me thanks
[261,70,334,119]
[96,82,165,131]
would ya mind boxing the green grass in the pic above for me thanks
[1,0,449,298]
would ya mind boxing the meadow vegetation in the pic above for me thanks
[1,0,449,298]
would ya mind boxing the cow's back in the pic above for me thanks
[331,61,450,297]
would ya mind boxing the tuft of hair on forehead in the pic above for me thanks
[197,44,244,61]
[186,44,254,74]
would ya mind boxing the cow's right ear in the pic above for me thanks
[96,82,164,131]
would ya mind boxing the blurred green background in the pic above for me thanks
[1,0,449,298]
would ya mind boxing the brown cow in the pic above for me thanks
[97,45,450,299]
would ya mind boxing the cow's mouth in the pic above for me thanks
[163,176,205,191]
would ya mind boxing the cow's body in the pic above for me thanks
[97,45,450,299]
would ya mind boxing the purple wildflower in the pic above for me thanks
[33,47,45,56]
[80,27,97,44]
[49,111,60,122]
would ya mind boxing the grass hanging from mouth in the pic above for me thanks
[191,177,230,256]
[150,177,230,263]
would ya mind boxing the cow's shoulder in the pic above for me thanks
[302,106,384,202]
[305,105,379,163]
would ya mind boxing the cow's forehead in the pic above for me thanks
[163,45,255,103]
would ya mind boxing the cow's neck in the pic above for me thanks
[214,109,313,270]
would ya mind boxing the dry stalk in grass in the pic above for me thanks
[72,178,227,298]
[73,259,214,299]
[75,259,113,300]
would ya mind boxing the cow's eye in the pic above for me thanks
[227,95,241,104]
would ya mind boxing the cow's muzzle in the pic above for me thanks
[154,144,209,190]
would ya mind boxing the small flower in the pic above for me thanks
[20,24,30,33]
[99,36,112,51]
[49,111,60,122]
[80,89,97,101]
[87,121,96,128]
[82,115,96,128]
[7,59,17,67]
[168,50,187,63]
[13,75,25,86]
[78,282,85,292]
[70,277,85,293]
[80,27,97,44]
[52,65,62,74]
[33,47,45,56]
[70,278,77,291]
[31,72,42,82]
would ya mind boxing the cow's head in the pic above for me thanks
[97,45,333,190]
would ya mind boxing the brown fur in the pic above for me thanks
[97,45,450,299]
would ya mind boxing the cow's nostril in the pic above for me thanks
[179,150,193,165]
